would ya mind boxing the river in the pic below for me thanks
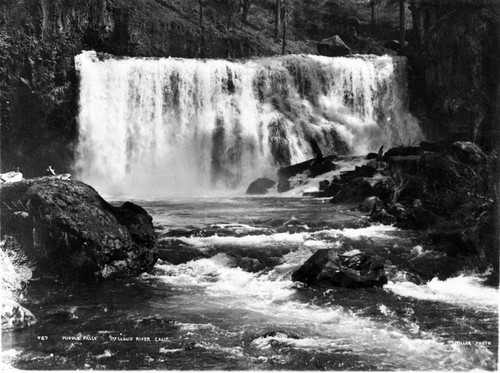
[2,195,497,370]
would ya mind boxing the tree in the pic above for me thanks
[198,0,204,29]
[369,0,384,25]
[241,0,252,23]
[281,0,293,55]
[224,0,239,28]
[274,0,281,41]
[399,0,405,49]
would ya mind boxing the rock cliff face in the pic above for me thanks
[0,177,157,281]
[408,0,499,149]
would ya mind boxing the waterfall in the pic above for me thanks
[75,51,421,197]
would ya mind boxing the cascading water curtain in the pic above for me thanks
[75,51,422,197]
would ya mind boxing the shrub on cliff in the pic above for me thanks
[0,236,32,301]
[1,236,36,331]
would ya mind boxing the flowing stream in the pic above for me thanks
[2,53,497,370]
[2,197,498,370]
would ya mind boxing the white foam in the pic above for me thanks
[386,275,499,311]
[173,225,399,250]
[75,52,421,197]
[150,250,496,370]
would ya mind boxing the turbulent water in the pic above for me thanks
[75,51,421,197]
[3,53,495,370]
[2,197,497,370]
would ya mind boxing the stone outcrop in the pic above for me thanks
[292,250,387,288]
[0,177,157,281]
[317,35,351,57]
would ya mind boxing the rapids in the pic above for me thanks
[2,197,497,370]
[2,53,495,371]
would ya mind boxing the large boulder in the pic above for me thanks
[317,35,351,57]
[0,177,157,281]
[246,178,276,195]
[277,155,337,180]
[292,249,387,288]
[329,178,374,204]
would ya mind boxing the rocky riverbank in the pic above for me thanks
[1,177,158,282]
[1,177,159,331]
[247,141,499,285]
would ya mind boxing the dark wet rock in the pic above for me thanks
[0,177,157,281]
[278,155,337,180]
[359,196,381,212]
[232,257,265,272]
[384,39,408,51]
[110,202,155,248]
[319,180,330,191]
[183,341,197,350]
[2,299,36,330]
[408,251,465,281]
[372,179,393,201]
[302,191,321,197]
[397,199,435,229]
[157,246,214,265]
[330,179,374,204]
[420,140,451,153]
[471,207,499,279]
[429,221,471,257]
[277,178,291,193]
[398,176,427,200]
[387,203,407,220]
[292,249,387,288]
[260,330,301,340]
[383,146,423,160]
[340,165,377,180]
[317,35,351,57]
[164,229,203,238]
[138,317,177,327]
[318,180,343,198]
[246,178,276,195]
[370,208,396,225]
[366,152,378,160]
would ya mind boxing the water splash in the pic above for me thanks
[75,51,421,197]
[386,274,499,311]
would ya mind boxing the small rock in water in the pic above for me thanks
[359,196,381,212]
[246,178,276,195]
[292,249,387,288]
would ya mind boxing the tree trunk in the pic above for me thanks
[274,0,281,41]
[198,0,203,28]
[399,0,406,50]
[241,0,251,23]
[40,0,50,39]
[371,2,377,25]
[281,3,287,55]
[198,0,205,57]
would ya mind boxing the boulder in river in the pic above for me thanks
[292,249,387,288]
[0,177,157,281]
[359,196,382,212]
[246,178,276,195]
